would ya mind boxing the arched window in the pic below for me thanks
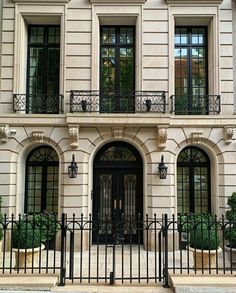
[177,146,210,214]
[25,146,59,213]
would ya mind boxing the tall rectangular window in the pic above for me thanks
[100,26,135,113]
[27,25,60,113]
[174,27,208,114]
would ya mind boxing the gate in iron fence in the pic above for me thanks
[0,213,236,287]
[62,214,167,286]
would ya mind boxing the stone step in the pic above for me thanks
[53,284,173,293]
[169,274,236,293]
[0,274,59,291]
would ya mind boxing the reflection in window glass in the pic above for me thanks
[174,27,207,114]
[177,147,210,214]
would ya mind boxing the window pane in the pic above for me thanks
[175,27,208,114]
[27,26,60,113]
[177,147,210,214]
[25,147,59,213]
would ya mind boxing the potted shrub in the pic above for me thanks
[12,212,57,269]
[188,214,221,269]
[224,192,236,266]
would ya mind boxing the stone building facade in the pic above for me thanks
[0,0,235,228]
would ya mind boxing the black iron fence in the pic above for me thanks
[0,213,235,287]
[70,90,166,113]
[170,95,221,115]
[13,94,64,114]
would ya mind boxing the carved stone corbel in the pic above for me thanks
[191,131,203,144]
[31,130,44,143]
[112,127,124,138]
[157,127,168,149]
[224,126,234,144]
[0,125,9,144]
[69,126,79,149]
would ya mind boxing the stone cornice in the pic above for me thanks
[0,115,66,127]
[90,0,146,3]
[12,0,69,3]
[0,114,236,129]
[165,0,223,4]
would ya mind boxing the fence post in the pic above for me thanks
[59,213,66,286]
[163,213,170,288]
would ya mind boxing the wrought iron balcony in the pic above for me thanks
[170,95,221,115]
[70,90,166,114]
[13,94,64,114]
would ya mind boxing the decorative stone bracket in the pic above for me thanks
[0,125,10,144]
[157,126,168,149]
[191,131,203,144]
[31,130,44,143]
[112,127,124,138]
[224,126,234,144]
[69,126,79,149]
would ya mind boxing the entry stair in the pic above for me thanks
[169,273,236,293]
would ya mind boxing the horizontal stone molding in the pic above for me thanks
[165,0,223,4]
[12,0,69,3]
[90,0,146,3]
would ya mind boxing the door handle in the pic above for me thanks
[119,199,122,210]
[114,199,117,210]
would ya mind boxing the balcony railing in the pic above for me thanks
[13,94,64,114]
[170,95,221,115]
[70,90,166,113]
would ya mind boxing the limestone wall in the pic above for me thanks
[0,0,234,113]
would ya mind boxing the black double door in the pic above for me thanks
[93,167,142,243]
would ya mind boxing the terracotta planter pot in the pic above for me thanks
[12,244,45,269]
[189,246,222,269]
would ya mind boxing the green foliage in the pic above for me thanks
[190,221,219,250]
[178,213,220,250]
[12,213,58,249]
[225,192,236,248]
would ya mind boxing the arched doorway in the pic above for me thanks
[93,141,143,243]
[25,146,59,213]
[177,146,211,214]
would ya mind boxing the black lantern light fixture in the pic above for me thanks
[68,154,78,178]
[158,155,167,179]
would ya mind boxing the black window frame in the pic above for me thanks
[174,26,208,114]
[26,25,60,113]
[177,146,211,214]
[25,145,59,214]
[99,25,136,113]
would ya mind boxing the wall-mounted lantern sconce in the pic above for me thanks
[158,155,167,179]
[68,154,78,178]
